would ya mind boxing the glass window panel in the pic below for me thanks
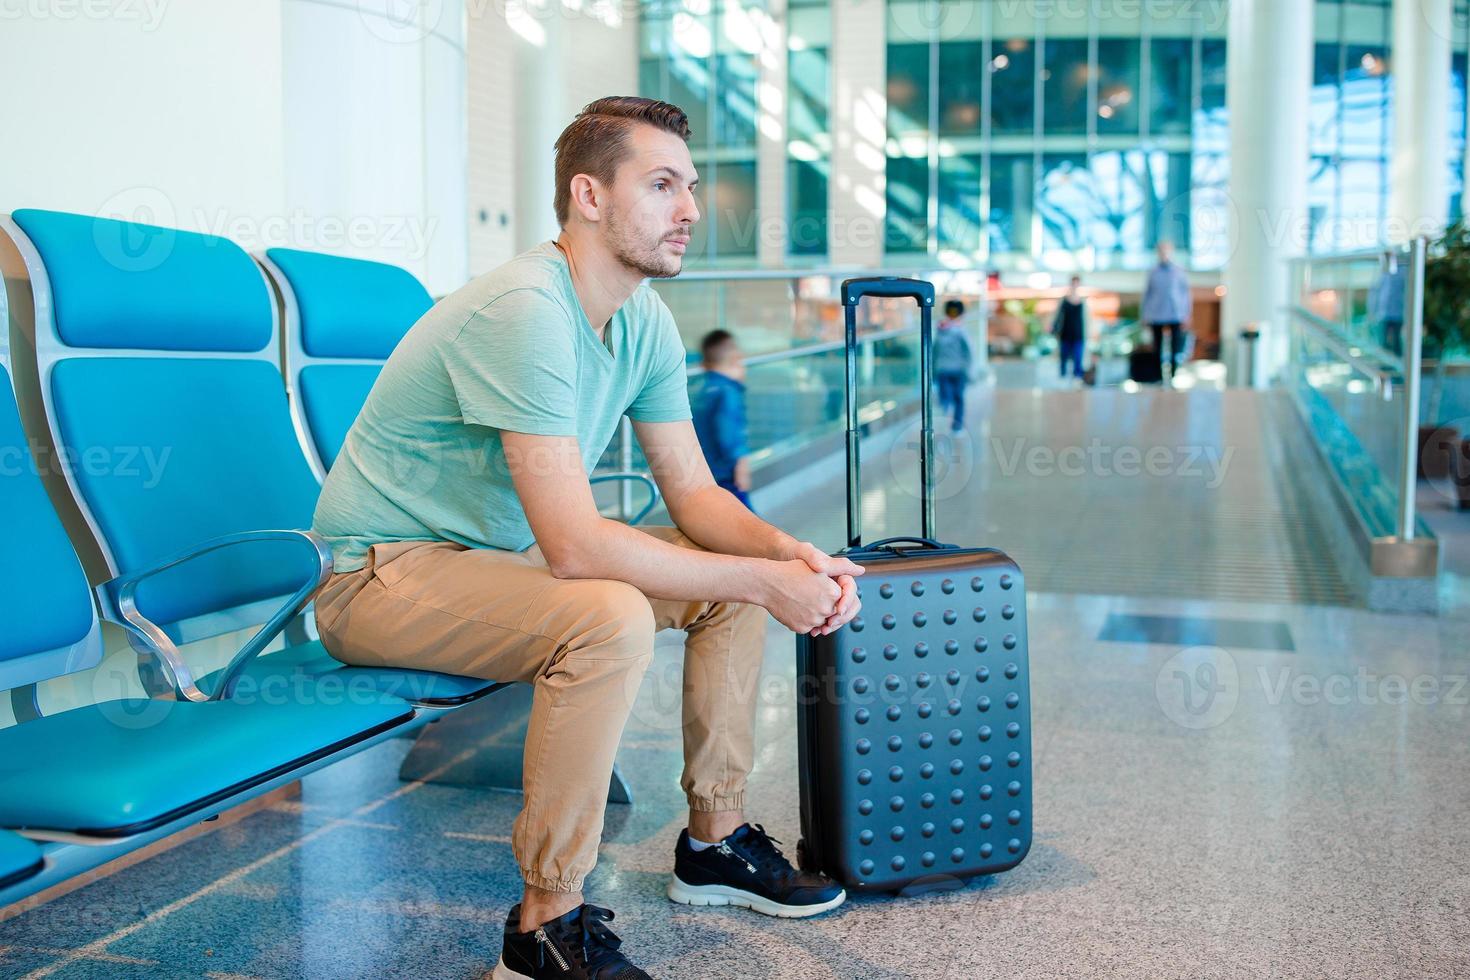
[1037,153,1092,252]
[887,42,930,136]
[1096,38,1141,135]
[1340,43,1389,155]
[667,19,712,144]
[989,37,1036,135]
[1042,38,1089,135]
[1339,157,1386,250]
[1200,38,1227,115]
[789,45,829,145]
[938,41,985,135]
[1149,38,1193,136]
[1451,50,1467,222]
[715,52,759,148]
[1307,154,1339,253]
[1310,41,1342,157]
[886,155,929,252]
[1147,151,1193,251]
[988,153,1035,254]
[938,154,982,254]
[1087,150,1147,256]
[789,159,828,255]
[1191,152,1231,269]
[712,161,758,258]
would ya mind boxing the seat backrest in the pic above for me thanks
[0,281,102,690]
[261,247,431,477]
[4,209,323,638]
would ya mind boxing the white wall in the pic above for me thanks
[0,0,287,234]
[0,0,472,294]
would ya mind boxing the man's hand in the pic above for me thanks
[757,560,843,634]
[790,541,865,637]
[733,457,752,492]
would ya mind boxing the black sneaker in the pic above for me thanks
[493,903,652,980]
[667,823,846,918]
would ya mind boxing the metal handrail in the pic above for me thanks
[684,325,921,377]
[1288,235,1428,542]
[1289,306,1401,396]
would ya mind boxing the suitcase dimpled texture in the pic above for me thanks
[796,277,1033,893]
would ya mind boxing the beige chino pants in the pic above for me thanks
[311,525,769,893]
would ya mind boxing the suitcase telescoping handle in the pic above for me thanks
[841,276,936,549]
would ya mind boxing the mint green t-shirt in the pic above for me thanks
[312,242,692,572]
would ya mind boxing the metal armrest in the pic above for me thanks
[590,471,660,525]
[96,529,334,703]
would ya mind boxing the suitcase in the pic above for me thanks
[1129,347,1162,384]
[795,276,1033,894]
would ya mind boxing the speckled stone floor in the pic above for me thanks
[3,387,1467,979]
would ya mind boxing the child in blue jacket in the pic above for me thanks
[692,329,754,509]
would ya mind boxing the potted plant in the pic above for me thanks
[1418,221,1470,490]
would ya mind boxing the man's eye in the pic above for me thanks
[654,181,668,191]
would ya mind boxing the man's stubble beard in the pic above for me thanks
[605,203,682,280]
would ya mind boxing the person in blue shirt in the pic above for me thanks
[934,299,974,432]
[1142,240,1192,383]
[692,329,754,509]
[1369,254,1406,355]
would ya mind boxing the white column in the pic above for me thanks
[828,0,887,268]
[1220,0,1313,387]
[1390,0,1453,241]
[756,0,790,268]
[281,0,469,295]
[467,3,520,275]
[512,0,566,252]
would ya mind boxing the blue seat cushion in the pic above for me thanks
[298,364,382,469]
[49,356,323,626]
[200,640,505,707]
[13,209,272,353]
[266,248,430,360]
[0,695,414,836]
[0,366,96,671]
[0,830,44,890]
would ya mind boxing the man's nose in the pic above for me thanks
[678,188,700,225]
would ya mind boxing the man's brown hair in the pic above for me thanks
[553,96,692,226]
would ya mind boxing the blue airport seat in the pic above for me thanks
[0,250,416,898]
[198,639,505,707]
[0,830,43,890]
[6,209,500,708]
[262,246,430,474]
[0,694,410,836]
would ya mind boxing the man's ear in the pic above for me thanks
[567,173,603,224]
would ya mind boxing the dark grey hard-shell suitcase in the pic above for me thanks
[795,276,1033,893]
